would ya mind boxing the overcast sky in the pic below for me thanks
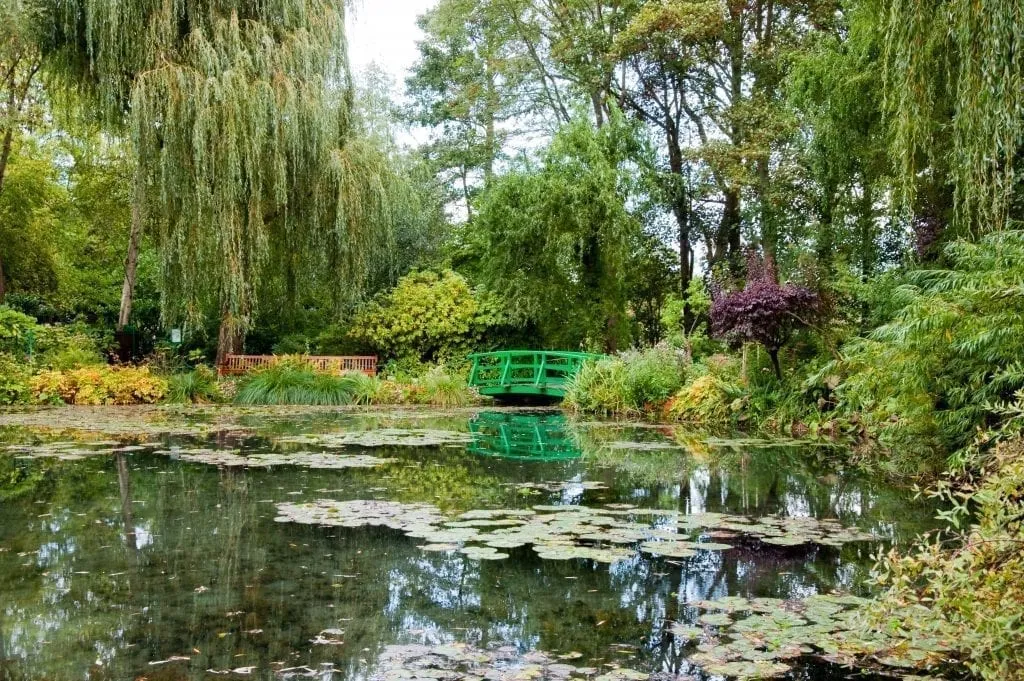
[347,0,438,84]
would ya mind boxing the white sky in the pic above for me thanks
[347,0,439,83]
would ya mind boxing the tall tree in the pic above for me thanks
[614,0,837,270]
[33,0,399,360]
[787,0,892,280]
[407,0,536,219]
[473,113,651,351]
[0,0,42,303]
[37,0,397,361]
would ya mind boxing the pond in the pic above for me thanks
[0,407,950,681]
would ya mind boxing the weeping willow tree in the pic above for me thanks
[882,0,1024,235]
[36,0,396,360]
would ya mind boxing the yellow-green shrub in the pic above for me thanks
[665,374,733,425]
[0,353,32,405]
[871,439,1024,680]
[31,366,167,405]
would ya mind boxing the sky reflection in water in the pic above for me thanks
[0,408,941,681]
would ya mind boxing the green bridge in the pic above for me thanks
[467,350,603,401]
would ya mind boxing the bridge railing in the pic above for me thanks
[218,354,377,377]
[467,351,603,392]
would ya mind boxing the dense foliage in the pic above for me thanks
[348,270,507,364]
[872,439,1024,680]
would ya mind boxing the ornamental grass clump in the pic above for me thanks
[564,357,632,415]
[166,366,222,404]
[234,358,363,406]
[421,367,475,408]
[565,347,687,416]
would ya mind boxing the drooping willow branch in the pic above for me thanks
[36,0,398,340]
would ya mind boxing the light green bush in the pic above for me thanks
[565,346,686,415]
[0,353,32,405]
[564,357,632,415]
[348,270,504,363]
[34,324,106,369]
[421,367,475,408]
[166,366,222,404]
[0,306,37,356]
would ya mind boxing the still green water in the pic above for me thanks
[0,408,943,681]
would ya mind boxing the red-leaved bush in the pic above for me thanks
[710,252,818,378]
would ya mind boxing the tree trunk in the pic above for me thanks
[666,126,694,326]
[483,66,498,185]
[0,116,15,306]
[816,184,836,276]
[714,187,742,273]
[0,125,13,197]
[591,89,605,128]
[757,156,776,261]
[216,308,245,366]
[117,181,145,331]
[768,347,782,380]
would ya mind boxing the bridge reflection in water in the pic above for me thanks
[467,411,582,461]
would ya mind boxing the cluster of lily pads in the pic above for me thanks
[514,480,608,493]
[370,642,646,681]
[155,447,395,470]
[274,500,876,564]
[670,594,954,679]
[276,429,475,448]
[3,441,148,461]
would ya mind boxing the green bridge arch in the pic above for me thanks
[467,350,604,401]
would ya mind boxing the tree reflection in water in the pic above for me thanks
[0,410,940,680]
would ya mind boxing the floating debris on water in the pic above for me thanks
[274,500,876,565]
[157,448,395,470]
[276,429,476,448]
[368,643,647,681]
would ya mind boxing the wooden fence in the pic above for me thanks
[218,355,378,377]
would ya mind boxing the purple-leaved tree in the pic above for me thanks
[710,252,818,379]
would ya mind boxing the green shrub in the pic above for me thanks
[0,306,38,355]
[623,346,687,407]
[34,324,106,369]
[234,359,363,406]
[565,346,686,415]
[564,357,632,415]
[0,353,32,405]
[871,438,1024,680]
[821,231,1024,472]
[166,366,222,404]
[348,270,504,363]
[30,366,167,405]
[272,334,311,355]
[381,356,432,381]
[421,367,475,408]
